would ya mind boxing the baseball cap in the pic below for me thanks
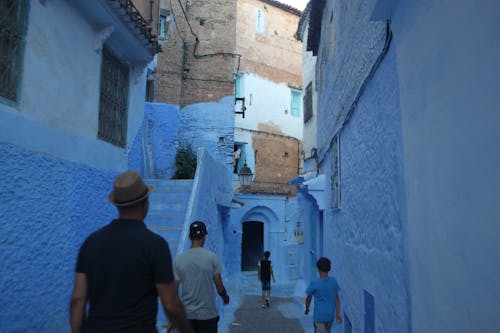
[189,221,207,239]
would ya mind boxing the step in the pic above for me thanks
[146,211,185,226]
[145,179,194,192]
[149,201,189,213]
[149,190,191,202]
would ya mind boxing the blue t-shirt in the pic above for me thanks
[305,276,340,322]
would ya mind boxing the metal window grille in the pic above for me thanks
[303,82,313,123]
[98,48,129,148]
[0,0,28,103]
[330,134,341,209]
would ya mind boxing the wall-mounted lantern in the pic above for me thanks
[238,163,254,188]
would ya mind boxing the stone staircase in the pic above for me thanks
[144,179,193,256]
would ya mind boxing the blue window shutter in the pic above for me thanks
[291,90,301,117]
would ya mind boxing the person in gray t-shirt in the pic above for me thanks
[172,221,229,333]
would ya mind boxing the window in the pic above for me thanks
[98,48,129,148]
[0,0,29,104]
[255,8,265,35]
[158,9,172,40]
[303,82,313,123]
[235,74,242,98]
[145,75,155,102]
[290,90,301,117]
[330,134,341,209]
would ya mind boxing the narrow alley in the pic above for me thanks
[1,0,499,332]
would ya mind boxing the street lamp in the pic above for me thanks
[238,163,254,188]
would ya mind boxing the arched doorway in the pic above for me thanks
[241,221,263,271]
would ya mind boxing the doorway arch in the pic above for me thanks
[241,221,263,271]
[240,206,279,272]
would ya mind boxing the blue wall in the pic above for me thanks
[0,143,118,332]
[142,103,180,179]
[310,0,411,331]
[177,97,235,170]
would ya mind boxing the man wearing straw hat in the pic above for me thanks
[70,170,192,333]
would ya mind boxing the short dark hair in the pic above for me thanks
[316,257,331,272]
[264,251,270,258]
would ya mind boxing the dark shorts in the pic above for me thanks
[261,280,271,291]
[189,316,219,333]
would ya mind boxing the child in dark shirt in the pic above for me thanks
[258,251,275,308]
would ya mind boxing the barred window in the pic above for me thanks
[303,82,313,123]
[98,48,129,148]
[0,0,29,104]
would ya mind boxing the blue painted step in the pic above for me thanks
[144,179,193,255]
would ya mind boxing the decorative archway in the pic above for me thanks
[240,206,279,271]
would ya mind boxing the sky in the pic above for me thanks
[280,0,308,11]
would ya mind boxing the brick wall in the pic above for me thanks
[155,0,238,106]
[236,0,302,87]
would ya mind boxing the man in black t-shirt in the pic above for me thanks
[258,250,275,308]
[70,171,192,333]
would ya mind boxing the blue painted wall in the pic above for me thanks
[142,103,180,179]
[323,46,409,333]
[0,2,156,329]
[0,142,119,332]
[392,1,500,331]
[313,1,410,331]
[177,97,235,170]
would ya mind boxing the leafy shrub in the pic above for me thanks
[172,145,197,179]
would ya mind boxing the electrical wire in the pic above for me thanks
[175,0,242,72]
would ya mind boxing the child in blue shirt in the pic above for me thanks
[305,257,342,333]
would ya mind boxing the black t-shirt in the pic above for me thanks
[76,219,174,332]
[260,259,271,282]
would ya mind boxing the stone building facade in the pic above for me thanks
[151,0,303,196]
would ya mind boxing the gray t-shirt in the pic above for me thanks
[174,247,221,320]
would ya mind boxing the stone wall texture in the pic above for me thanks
[315,1,410,332]
[0,143,119,332]
[155,0,238,105]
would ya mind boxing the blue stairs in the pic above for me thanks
[144,179,193,256]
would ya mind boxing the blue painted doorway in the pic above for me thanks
[241,221,263,271]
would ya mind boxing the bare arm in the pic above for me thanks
[213,273,229,304]
[270,265,275,282]
[258,264,261,281]
[304,295,312,315]
[335,293,342,323]
[70,273,87,333]
[156,281,192,333]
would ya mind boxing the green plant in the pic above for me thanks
[172,145,197,179]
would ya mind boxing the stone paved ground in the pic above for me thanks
[218,271,315,333]
[226,295,307,333]
[161,271,334,333]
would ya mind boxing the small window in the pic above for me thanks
[235,74,243,98]
[303,82,313,123]
[145,75,155,102]
[255,8,265,35]
[98,48,129,148]
[291,90,301,117]
[330,134,341,209]
[0,0,29,104]
[158,9,172,40]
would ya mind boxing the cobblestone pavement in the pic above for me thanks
[159,271,321,333]
[218,271,315,333]
[225,295,308,333]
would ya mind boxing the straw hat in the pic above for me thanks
[108,171,154,207]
